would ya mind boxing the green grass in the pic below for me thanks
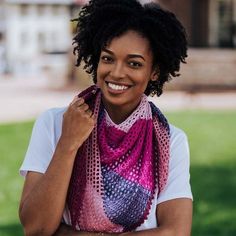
[0,110,236,236]
[0,121,33,236]
[167,110,236,236]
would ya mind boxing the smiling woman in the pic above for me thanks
[18,0,192,236]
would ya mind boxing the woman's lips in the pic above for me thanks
[105,81,132,94]
[107,82,129,90]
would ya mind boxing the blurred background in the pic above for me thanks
[0,0,236,235]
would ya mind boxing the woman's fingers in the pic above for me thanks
[70,96,79,106]
[84,109,92,116]
[78,103,89,112]
[69,96,93,116]
[70,97,89,111]
[70,96,84,106]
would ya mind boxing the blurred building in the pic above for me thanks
[2,0,82,76]
[157,0,236,91]
[157,0,236,48]
[0,0,7,74]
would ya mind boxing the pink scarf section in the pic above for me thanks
[67,85,170,232]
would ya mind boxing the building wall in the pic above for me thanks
[208,0,219,47]
[158,0,236,48]
[234,0,236,46]
[191,0,209,47]
[166,48,236,91]
[156,0,236,91]
[156,0,192,44]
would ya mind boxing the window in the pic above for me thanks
[38,32,46,52]
[37,4,47,16]
[52,5,61,16]
[20,4,30,16]
[20,31,30,48]
[218,0,234,47]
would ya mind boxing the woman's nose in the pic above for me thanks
[110,62,125,78]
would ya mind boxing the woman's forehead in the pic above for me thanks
[105,30,152,56]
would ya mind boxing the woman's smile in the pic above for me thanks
[106,81,132,94]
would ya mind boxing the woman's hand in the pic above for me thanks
[53,224,75,236]
[59,96,96,153]
[53,224,108,236]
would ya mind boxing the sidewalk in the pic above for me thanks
[0,76,75,123]
[1,76,236,124]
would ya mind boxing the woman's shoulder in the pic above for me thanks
[32,107,67,137]
[168,124,189,159]
[36,107,67,124]
[40,106,67,118]
[169,124,188,144]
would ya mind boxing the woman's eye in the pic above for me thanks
[101,55,113,63]
[129,61,142,68]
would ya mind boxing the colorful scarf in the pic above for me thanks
[67,85,170,232]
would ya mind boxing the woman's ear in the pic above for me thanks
[150,67,160,81]
[150,73,157,82]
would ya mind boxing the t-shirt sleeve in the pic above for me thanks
[19,110,56,177]
[156,126,193,205]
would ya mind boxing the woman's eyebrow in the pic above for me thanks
[102,48,145,61]
[127,54,145,61]
[101,48,114,55]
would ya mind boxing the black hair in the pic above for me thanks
[72,0,188,96]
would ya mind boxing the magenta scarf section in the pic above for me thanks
[67,85,170,232]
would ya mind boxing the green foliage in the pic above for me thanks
[0,110,236,235]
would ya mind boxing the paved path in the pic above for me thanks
[1,76,236,124]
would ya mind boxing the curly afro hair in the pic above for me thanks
[72,0,188,96]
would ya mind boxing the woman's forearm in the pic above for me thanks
[19,139,78,236]
[54,224,174,236]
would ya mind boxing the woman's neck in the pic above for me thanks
[102,99,141,125]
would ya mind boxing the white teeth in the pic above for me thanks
[108,82,129,91]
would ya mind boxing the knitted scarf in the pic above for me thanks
[67,85,170,233]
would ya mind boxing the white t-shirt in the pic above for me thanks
[20,107,193,231]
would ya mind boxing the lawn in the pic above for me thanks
[0,121,33,236]
[0,110,235,236]
[167,111,236,236]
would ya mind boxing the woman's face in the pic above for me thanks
[97,30,156,114]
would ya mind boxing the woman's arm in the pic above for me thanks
[19,150,77,236]
[54,198,192,236]
[19,97,95,236]
[155,198,192,236]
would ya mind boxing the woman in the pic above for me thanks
[19,0,193,235]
